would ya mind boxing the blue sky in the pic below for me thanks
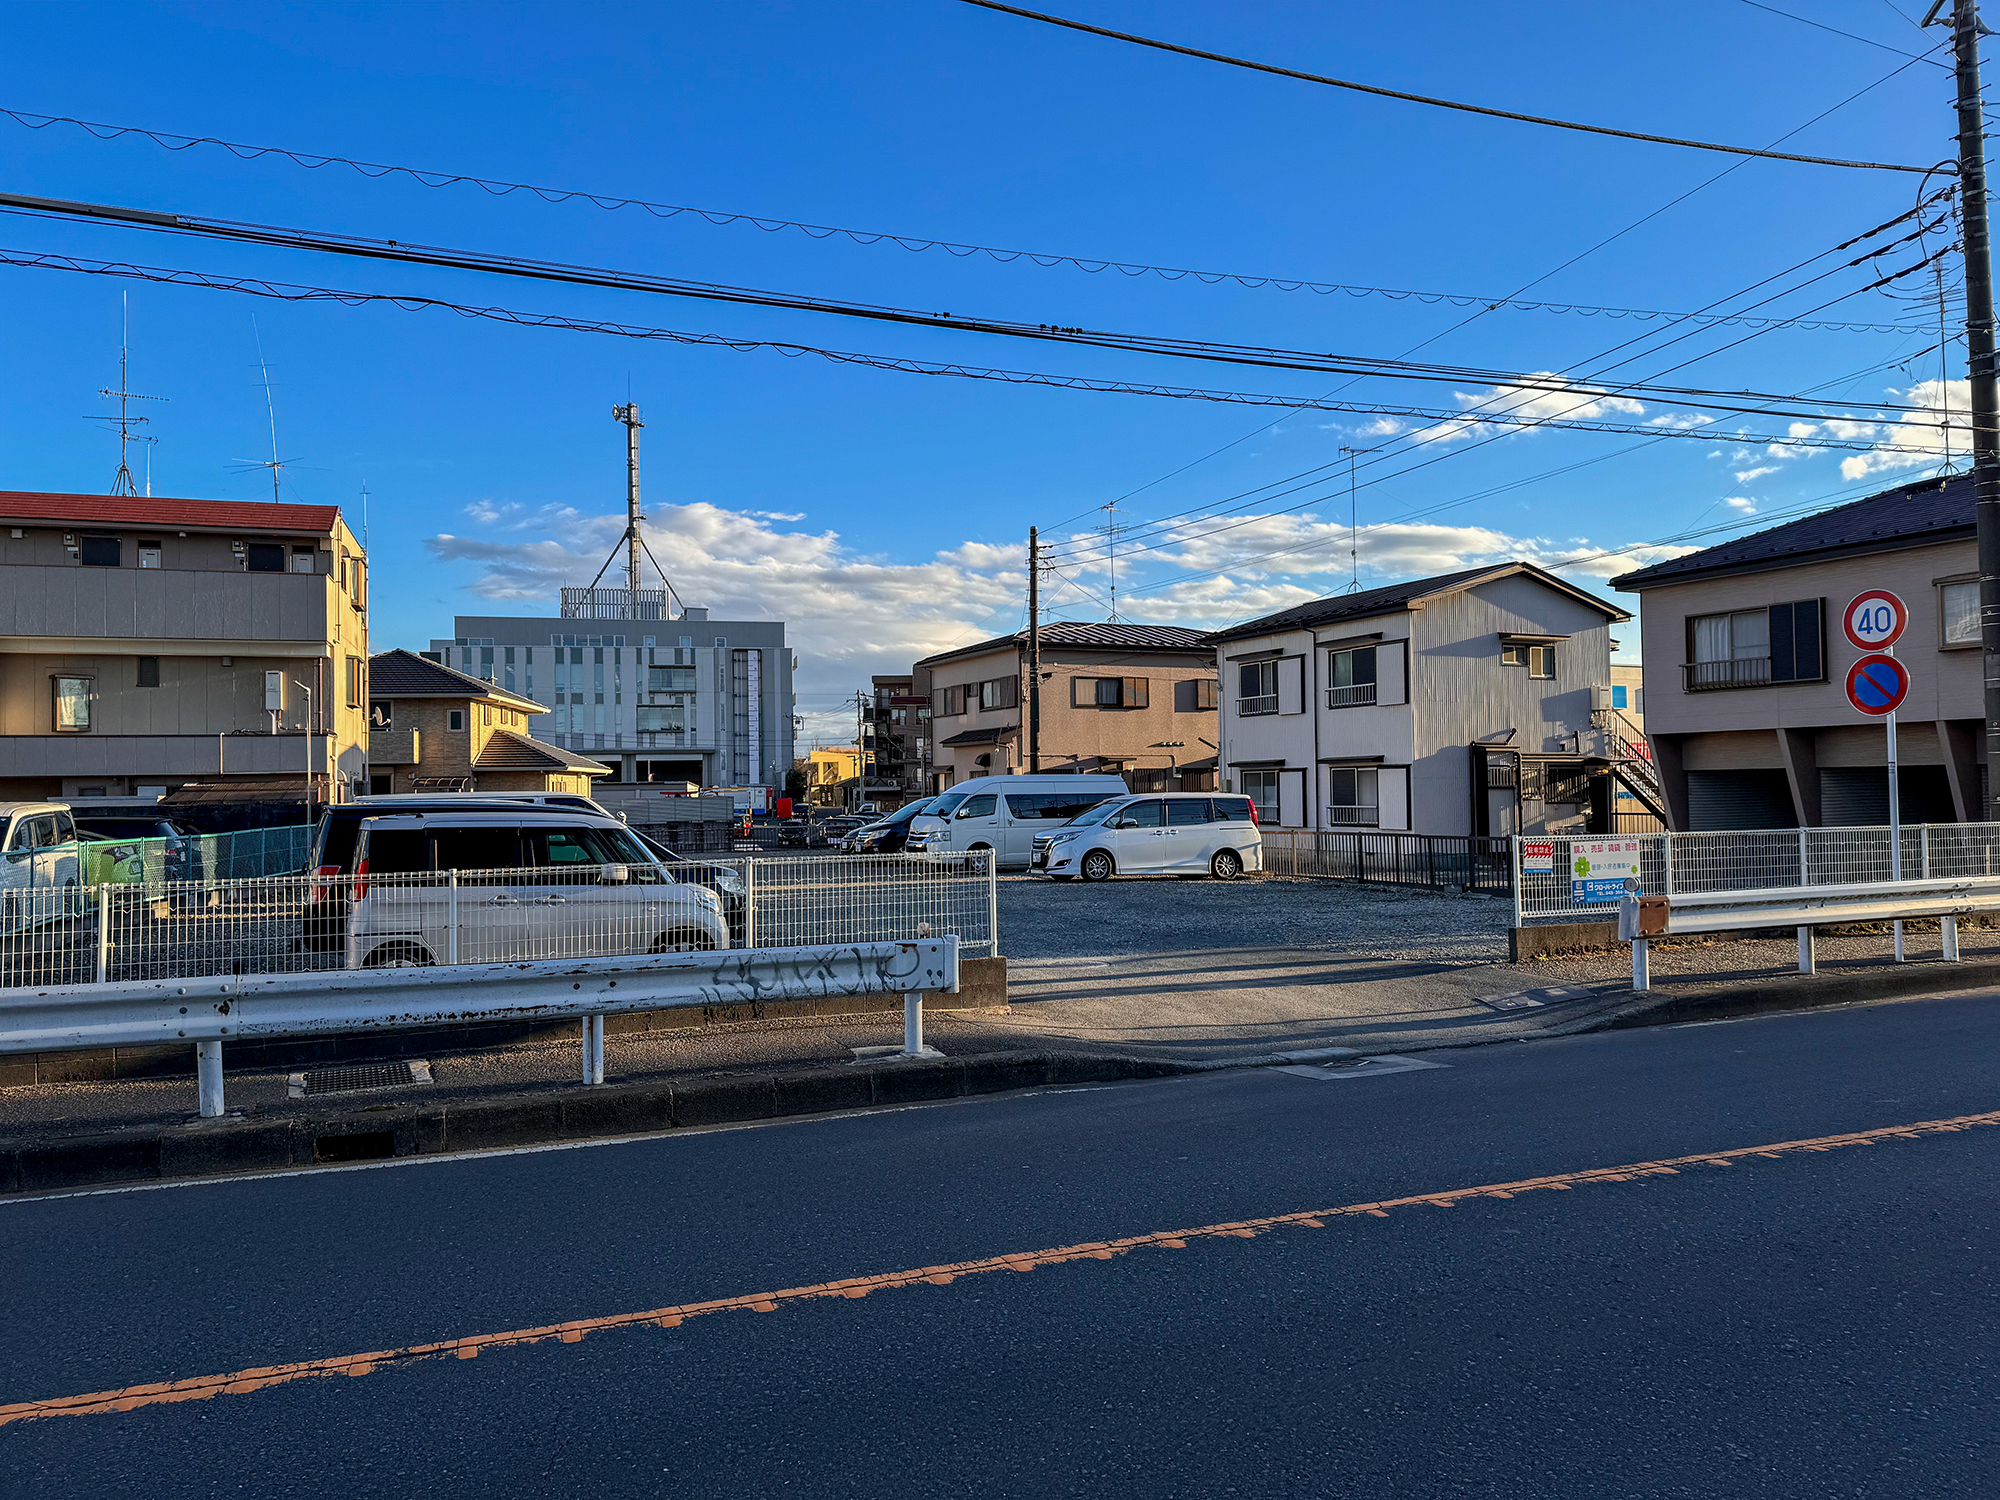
[0,1,1967,735]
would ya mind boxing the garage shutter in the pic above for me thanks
[1820,767,1956,827]
[1686,770,1795,831]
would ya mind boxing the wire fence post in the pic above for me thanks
[986,847,999,958]
[447,869,460,965]
[94,884,111,984]
[1510,835,1524,928]
[743,858,758,950]
[1796,826,1809,889]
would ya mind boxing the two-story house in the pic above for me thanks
[1208,562,1633,835]
[0,491,369,803]
[1613,472,1981,831]
[364,649,611,795]
[914,623,1217,790]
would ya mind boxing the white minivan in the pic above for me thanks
[1032,793,1261,882]
[905,774,1129,870]
[0,803,81,935]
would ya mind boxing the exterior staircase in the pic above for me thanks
[1594,707,1669,823]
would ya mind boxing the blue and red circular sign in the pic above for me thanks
[1844,589,1907,650]
[1845,653,1910,716]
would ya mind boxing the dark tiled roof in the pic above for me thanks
[368,648,543,709]
[0,490,343,534]
[1612,473,1969,590]
[473,729,611,775]
[916,621,1211,669]
[1204,561,1627,644]
[938,725,1017,747]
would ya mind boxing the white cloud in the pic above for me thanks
[1406,376,1647,446]
[1733,465,1779,483]
[1725,497,1757,514]
[1838,379,1969,480]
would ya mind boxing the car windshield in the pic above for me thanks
[881,800,931,827]
[929,793,969,817]
[1065,799,1131,827]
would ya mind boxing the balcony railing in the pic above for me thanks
[1326,804,1379,826]
[1238,695,1278,716]
[1326,683,1377,708]
[1683,656,1772,692]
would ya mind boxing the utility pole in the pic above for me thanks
[1028,526,1042,773]
[1941,2,2000,817]
[612,403,645,598]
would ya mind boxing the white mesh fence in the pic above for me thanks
[1514,821,2000,925]
[0,850,996,991]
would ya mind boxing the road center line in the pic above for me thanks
[6,1106,1994,1428]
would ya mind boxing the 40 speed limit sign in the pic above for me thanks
[1843,589,1906,652]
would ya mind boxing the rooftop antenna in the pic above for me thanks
[90,291,166,496]
[1100,499,1122,622]
[581,403,679,616]
[1339,446,1365,593]
[359,480,371,554]
[231,315,299,502]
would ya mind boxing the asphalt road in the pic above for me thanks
[3,991,1998,1497]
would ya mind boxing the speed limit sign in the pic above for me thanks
[1844,589,1906,651]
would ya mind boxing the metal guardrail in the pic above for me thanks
[0,938,959,1117]
[1513,822,2000,926]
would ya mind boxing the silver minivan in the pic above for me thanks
[1032,793,1261,881]
[906,774,1129,869]
[343,811,727,967]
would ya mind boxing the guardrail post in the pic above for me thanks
[581,1014,605,1085]
[95,885,111,985]
[742,858,758,950]
[447,869,460,966]
[1797,925,1815,975]
[1631,937,1649,993]
[1943,914,1961,962]
[903,991,925,1055]
[195,1040,224,1118]
[1893,919,1906,963]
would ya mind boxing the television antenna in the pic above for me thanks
[89,292,166,496]
[1337,445,1367,593]
[1100,500,1123,622]
[231,316,300,502]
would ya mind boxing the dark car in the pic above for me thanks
[835,798,939,855]
[631,830,747,945]
[773,819,826,848]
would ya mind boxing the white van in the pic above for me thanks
[906,775,1130,870]
[1032,793,1261,882]
[343,811,727,967]
[0,803,81,935]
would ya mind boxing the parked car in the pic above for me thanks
[631,829,747,945]
[341,811,728,968]
[72,816,197,887]
[773,818,828,848]
[1032,794,1261,882]
[906,775,1129,870]
[0,803,81,935]
[305,798,625,952]
[355,791,618,819]
[819,816,871,842]
[835,797,940,855]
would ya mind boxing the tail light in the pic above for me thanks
[1247,801,1259,824]
[313,863,341,902]
[352,858,370,903]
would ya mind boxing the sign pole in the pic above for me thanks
[1888,700,1904,962]
[1844,591,1912,963]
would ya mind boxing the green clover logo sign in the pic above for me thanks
[1573,856,1591,878]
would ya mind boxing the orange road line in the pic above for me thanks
[5,1106,1995,1428]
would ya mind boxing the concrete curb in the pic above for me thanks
[0,1048,1198,1198]
[1566,954,2000,1033]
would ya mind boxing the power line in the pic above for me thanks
[1734,0,1950,63]
[0,189,1937,425]
[959,0,1944,172]
[0,104,1929,335]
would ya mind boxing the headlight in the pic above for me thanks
[1048,831,1079,844]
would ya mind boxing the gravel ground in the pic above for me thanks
[997,872,1510,963]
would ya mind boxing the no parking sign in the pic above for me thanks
[1845,653,1909,717]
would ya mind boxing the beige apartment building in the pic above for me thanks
[0,491,370,802]
[914,622,1218,790]
[1614,472,1981,830]
[365,649,609,795]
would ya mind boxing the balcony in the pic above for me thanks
[1326,683,1377,709]
[1237,695,1278,716]
[0,732,328,779]
[0,563,333,650]
[1683,656,1771,692]
[367,729,419,765]
[1325,804,1379,826]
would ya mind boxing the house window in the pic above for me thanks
[1240,769,1280,822]
[448,710,465,732]
[1611,684,1628,710]
[346,656,364,709]
[137,656,159,689]
[979,676,1019,711]
[1071,677,1148,708]
[290,546,317,574]
[938,684,967,717]
[245,542,285,573]
[1327,767,1379,826]
[482,704,493,726]
[1327,647,1377,707]
[1192,678,1218,710]
[1501,643,1525,667]
[1238,660,1278,716]
[1528,645,1556,679]
[78,535,119,567]
[1942,580,1980,646]
[53,676,92,732]
[138,541,161,569]
[1686,600,1822,690]
[638,705,686,733]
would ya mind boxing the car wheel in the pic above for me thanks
[651,929,717,953]
[1080,850,1115,883]
[363,941,434,968]
[1210,849,1244,881]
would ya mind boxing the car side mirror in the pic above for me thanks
[1116,818,1138,829]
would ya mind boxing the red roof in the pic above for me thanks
[0,491,344,535]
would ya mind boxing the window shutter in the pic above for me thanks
[1768,599,1824,683]
[1123,677,1149,709]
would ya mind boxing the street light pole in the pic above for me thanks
[294,680,314,832]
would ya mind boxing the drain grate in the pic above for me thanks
[289,1059,433,1098]
[1475,985,1597,1012]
